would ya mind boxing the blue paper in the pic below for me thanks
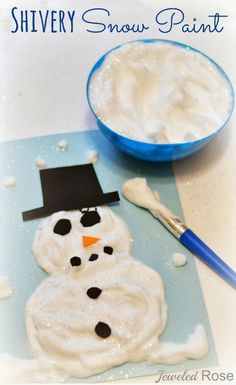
[0,130,218,382]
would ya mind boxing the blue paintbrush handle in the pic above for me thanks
[180,229,236,289]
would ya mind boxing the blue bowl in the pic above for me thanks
[86,39,234,162]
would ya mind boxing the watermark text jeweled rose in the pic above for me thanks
[155,369,234,383]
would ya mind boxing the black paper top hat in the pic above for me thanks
[22,164,120,221]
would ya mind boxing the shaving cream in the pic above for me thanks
[89,41,232,144]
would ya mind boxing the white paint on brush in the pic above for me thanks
[122,177,173,219]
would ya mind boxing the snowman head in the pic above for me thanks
[22,164,130,274]
[33,206,132,274]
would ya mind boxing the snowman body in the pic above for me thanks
[26,256,167,377]
[25,206,208,378]
[26,206,168,377]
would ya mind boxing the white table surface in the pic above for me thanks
[0,0,235,383]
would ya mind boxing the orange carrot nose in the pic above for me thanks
[82,235,100,248]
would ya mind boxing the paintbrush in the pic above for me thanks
[122,178,236,289]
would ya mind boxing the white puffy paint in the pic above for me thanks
[3,177,16,187]
[122,177,174,220]
[173,253,188,267]
[26,256,168,378]
[1,205,209,381]
[147,324,209,364]
[57,139,69,151]
[25,206,209,379]
[86,149,99,164]
[89,41,232,144]
[123,178,161,211]
[34,158,47,169]
[0,355,66,384]
[0,276,12,299]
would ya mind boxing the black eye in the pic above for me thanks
[80,210,101,227]
[53,219,72,235]
[104,246,113,255]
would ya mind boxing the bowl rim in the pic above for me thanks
[86,38,235,148]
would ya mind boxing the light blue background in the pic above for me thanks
[0,131,217,382]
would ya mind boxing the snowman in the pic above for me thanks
[22,164,209,379]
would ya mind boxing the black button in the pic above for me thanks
[53,219,72,236]
[95,322,111,338]
[80,211,101,227]
[89,253,99,262]
[87,287,102,299]
[104,246,113,255]
[70,256,81,266]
